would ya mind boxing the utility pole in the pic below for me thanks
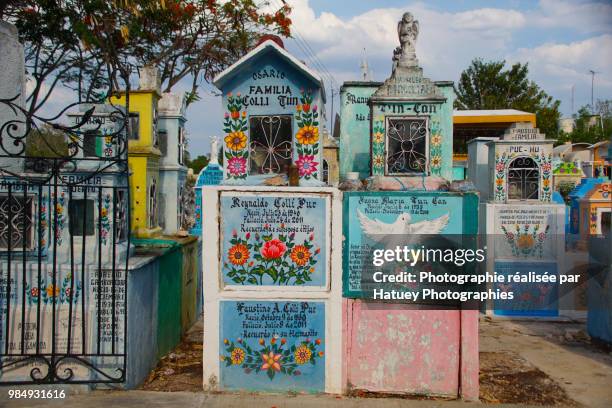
[589,70,597,111]
[571,84,575,115]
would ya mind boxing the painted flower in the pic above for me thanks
[372,155,384,168]
[56,204,63,214]
[30,287,39,297]
[227,156,247,176]
[373,131,384,144]
[228,243,250,266]
[261,239,286,260]
[517,234,535,250]
[302,103,311,112]
[430,155,442,168]
[231,347,245,365]
[101,208,108,217]
[296,126,319,145]
[495,162,505,172]
[261,352,281,371]
[225,131,247,151]
[296,155,318,177]
[542,162,552,172]
[46,284,59,298]
[294,344,312,365]
[431,134,442,145]
[230,110,240,120]
[495,178,504,186]
[543,179,550,188]
[290,245,311,266]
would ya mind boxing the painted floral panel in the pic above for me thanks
[220,193,328,287]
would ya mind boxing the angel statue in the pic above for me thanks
[394,12,419,68]
[398,12,419,54]
[209,135,220,165]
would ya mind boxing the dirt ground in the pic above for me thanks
[480,317,612,407]
[140,319,204,392]
[141,316,612,407]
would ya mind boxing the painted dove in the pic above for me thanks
[357,210,449,244]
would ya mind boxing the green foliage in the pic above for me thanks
[186,154,209,174]
[3,1,293,114]
[557,181,576,205]
[455,59,561,139]
[559,100,612,145]
[25,125,68,158]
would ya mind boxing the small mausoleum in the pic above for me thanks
[338,12,479,399]
[190,137,223,237]
[110,66,163,238]
[469,123,567,317]
[579,182,611,240]
[157,92,189,235]
[213,37,326,186]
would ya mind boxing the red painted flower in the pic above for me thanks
[296,155,318,177]
[30,287,39,297]
[227,156,246,176]
[261,239,286,260]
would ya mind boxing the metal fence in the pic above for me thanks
[0,91,130,384]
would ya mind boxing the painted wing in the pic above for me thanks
[409,213,449,235]
[357,209,394,242]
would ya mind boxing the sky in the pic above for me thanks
[121,1,612,157]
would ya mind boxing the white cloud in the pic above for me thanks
[285,1,525,84]
[185,0,612,154]
[452,8,526,31]
[508,34,612,112]
[533,0,612,33]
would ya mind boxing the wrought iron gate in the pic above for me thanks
[0,89,131,384]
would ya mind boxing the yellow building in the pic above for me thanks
[453,109,537,180]
[110,66,162,238]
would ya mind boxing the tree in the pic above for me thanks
[3,1,292,118]
[455,59,561,138]
[186,154,210,174]
[557,100,611,145]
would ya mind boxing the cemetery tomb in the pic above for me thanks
[579,182,611,239]
[342,191,479,398]
[469,122,568,316]
[212,38,326,186]
[337,12,479,400]
[338,82,382,180]
[201,186,343,393]
[190,137,223,237]
[110,66,163,238]
[157,92,190,235]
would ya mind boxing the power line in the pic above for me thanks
[273,0,339,90]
